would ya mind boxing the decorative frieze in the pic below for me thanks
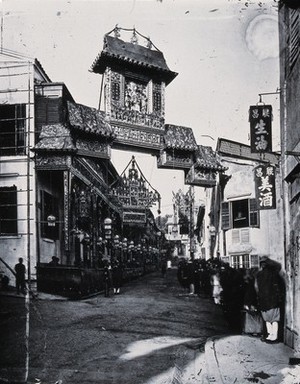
[35,155,70,169]
[157,150,193,169]
[110,108,164,129]
[185,165,217,187]
[76,138,110,157]
[112,124,163,149]
[63,170,70,250]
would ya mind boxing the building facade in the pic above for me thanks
[278,0,300,351]
[211,139,284,271]
[0,52,51,283]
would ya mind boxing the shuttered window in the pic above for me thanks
[231,229,250,244]
[289,9,300,71]
[221,198,260,230]
[0,186,18,235]
[232,229,240,244]
[241,228,250,243]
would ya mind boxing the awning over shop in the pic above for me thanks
[70,157,121,214]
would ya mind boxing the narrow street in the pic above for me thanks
[1,268,231,384]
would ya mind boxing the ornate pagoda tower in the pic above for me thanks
[91,26,177,154]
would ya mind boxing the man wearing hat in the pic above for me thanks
[256,256,284,343]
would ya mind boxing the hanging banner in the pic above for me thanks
[254,164,276,210]
[123,210,146,224]
[249,105,272,153]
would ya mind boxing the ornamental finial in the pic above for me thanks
[114,24,121,38]
[131,28,138,44]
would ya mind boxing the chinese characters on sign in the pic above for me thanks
[249,105,272,153]
[254,164,276,210]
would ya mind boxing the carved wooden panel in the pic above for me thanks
[76,138,110,158]
[35,155,71,169]
[106,69,165,130]
[157,150,193,170]
[185,165,217,187]
[112,124,163,149]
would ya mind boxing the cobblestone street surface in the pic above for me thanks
[0,269,230,384]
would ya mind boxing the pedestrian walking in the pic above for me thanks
[112,261,123,294]
[242,268,263,336]
[186,259,196,295]
[210,270,223,305]
[167,260,172,270]
[177,259,188,289]
[256,256,285,343]
[193,259,201,294]
[14,257,26,294]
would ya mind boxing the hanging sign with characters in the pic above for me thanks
[249,105,273,153]
[254,164,276,210]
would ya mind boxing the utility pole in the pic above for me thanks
[189,186,195,260]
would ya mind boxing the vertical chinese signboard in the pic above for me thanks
[249,105,272,153]
[254,164,276,210]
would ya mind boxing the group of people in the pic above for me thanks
[12,253,285,344]
[12,256,124,298]
[177,256,285,344]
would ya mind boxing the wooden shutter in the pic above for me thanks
[221,201,231,230]
[289,9,300,71]
[249,198,259,228]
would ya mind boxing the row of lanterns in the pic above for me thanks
[96,234,159,254]
[74,216,161,269]
[99,217,158,252]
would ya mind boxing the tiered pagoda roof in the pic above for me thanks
[91,30,177,85]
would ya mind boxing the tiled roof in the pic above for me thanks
[67,101,115,138]
[195,145,226,171]
[163,124,198,151]
[217,138,280,164]
[91,35,177,85]
[34,124,75,152]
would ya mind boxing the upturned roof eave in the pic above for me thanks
[91,52,178,85]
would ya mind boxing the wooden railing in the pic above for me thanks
[36,263,157,299]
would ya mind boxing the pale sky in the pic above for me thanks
[0,0,280,215]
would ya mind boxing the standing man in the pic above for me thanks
[14,257,26,295]
[256,256,284,343]
[103,261,112,297]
